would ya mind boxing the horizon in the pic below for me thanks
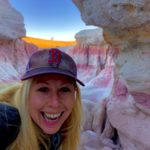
[23,36,76,42]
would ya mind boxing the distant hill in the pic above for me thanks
[22,36,76,48]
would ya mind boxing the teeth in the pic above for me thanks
[44,112,61,119]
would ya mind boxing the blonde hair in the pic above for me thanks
[0,79,83,150]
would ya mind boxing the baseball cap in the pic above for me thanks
[21,48,85,86]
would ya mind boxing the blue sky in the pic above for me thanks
[10,0,96,41]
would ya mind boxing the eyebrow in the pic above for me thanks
[35,81,74,86]
[36,81,49,84]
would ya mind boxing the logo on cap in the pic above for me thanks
[48,49,61,67]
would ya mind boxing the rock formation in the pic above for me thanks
[71,28,110,83]
[0,0,38,83]
[64,28,114,103]
[0,0,25,39]
[73,0,150,150]
[75,28,104,47]
[65,28,115,150]
[0,39,38,83]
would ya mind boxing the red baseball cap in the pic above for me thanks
[21,48,85,86]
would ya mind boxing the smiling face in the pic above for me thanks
[28,74,77,134]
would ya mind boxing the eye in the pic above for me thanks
[37,87,49,93]
[59,87,71,93]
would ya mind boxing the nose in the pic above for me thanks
[47,91,60,108]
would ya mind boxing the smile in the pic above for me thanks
[42,112,63,120]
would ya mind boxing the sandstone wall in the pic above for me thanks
[62,28,114,103]
[0,39,37,83]
[73,0,150,150]
[72,28,111,82]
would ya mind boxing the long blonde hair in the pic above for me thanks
[0,79,83,150]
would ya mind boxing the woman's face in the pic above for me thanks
[28,74,77,134]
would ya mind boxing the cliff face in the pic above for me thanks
[73,28,109,82]
[0,0,38,83]
[63,28,114,103]
[0,39,37,83]
[73,0,150,93]
[73,0,150,150]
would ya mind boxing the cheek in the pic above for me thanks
[28,94,45,124]
[64,95,76,110]
[28,94,44,113]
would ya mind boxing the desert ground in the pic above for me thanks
[23,36,76,48]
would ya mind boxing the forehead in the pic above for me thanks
[32,74,75,84]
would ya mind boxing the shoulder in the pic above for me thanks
[0,103,21,149]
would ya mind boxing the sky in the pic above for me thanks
[10,0,96,41]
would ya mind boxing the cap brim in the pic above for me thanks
[21,67,85,86]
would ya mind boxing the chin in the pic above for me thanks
[42,126,61,135]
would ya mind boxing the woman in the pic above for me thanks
[0,48,84,150]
